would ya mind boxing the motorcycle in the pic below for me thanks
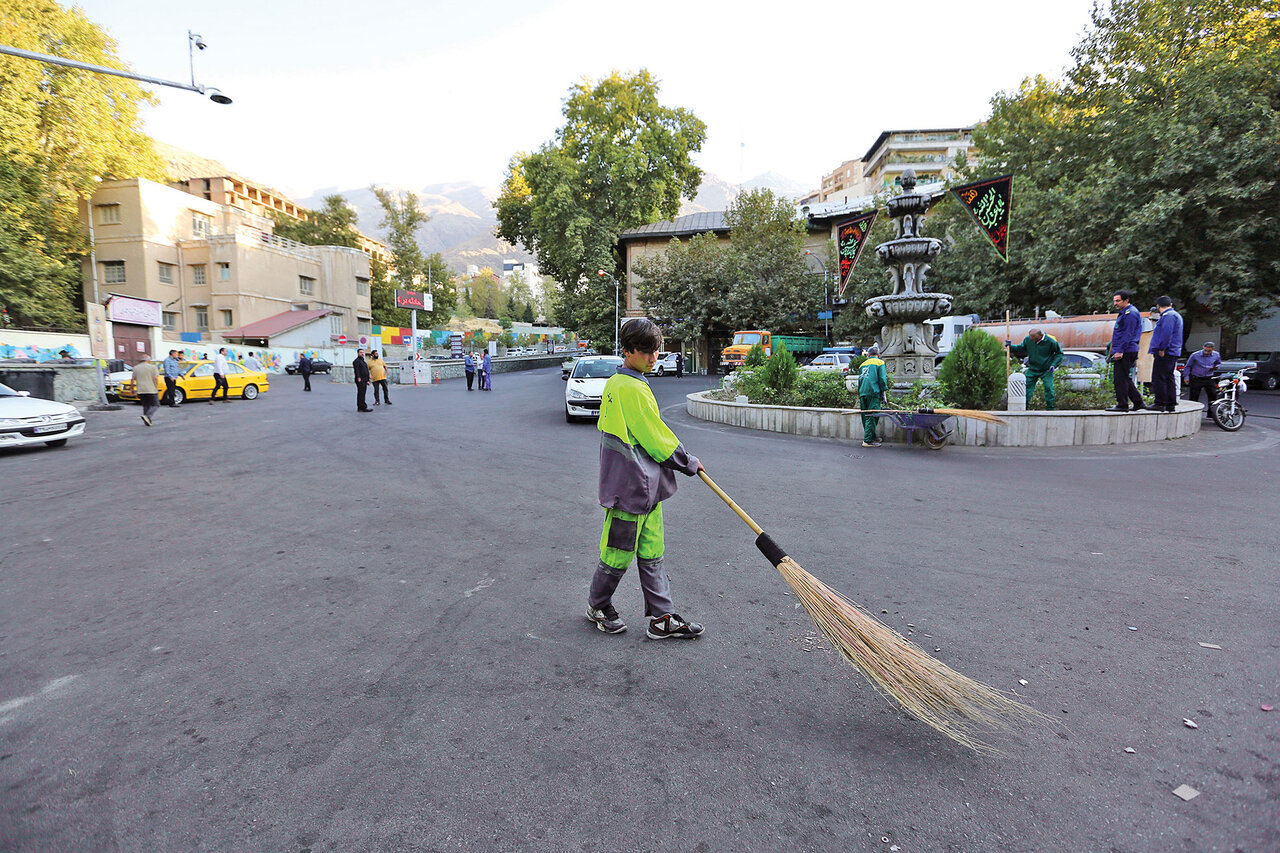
[1209,368,1250,431]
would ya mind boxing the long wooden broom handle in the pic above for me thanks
[698,470,764,536]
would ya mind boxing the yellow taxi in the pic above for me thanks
[118,360,270,404]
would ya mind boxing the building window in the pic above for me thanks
[299,275,315,295]
[192,212,212,237]
[162,312,177,331]
[97,204,120,225]
[358,319,371,335]
[103,260,125,283]
[356,277,369,296]
[217,262,230,281]
[191,264,207,285]
[195,308,209,331]
[220,309,233,327]
[157,262,175,284]
[330,315,343,335]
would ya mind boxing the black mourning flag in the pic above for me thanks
[835,210,878,297]
[950,175,1013,262]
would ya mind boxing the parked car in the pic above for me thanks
[103,366,135,399]
[646,352,680,376]
[1057,350,1107,390]
[1217,351,1279,390]
[564,356,623,422]
[0,381,86,450]
[801,353,855,374]
[117,360,270,405]
[284,358,332,375]
[561,356,579,378]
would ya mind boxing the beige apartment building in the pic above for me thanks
[816,127,976,203]
[81,178,373,350]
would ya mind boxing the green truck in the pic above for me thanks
[720,330,827,373]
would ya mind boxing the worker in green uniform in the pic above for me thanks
[586,318,706,640]
[857,344,889,447]
[1007,328,1065,410]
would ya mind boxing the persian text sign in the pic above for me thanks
[950,175,1013,262]
[394,289,433,311]
[106,294,162,327]
[835,210,878,297]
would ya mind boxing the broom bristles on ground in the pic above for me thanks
[778,556,1049,753]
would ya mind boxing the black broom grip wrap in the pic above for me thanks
[755,532,789,567]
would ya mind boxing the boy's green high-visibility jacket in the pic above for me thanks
[857,357,889,396]
[1009,334,1064,376]
[598,367,700,515]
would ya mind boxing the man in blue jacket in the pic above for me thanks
[1106,289,1147,412]
[1147,295,1183,412]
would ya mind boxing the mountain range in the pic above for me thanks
[296,170,812,277]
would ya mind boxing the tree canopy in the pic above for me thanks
[370,186,455,327]
[271,194,360,248]
[635,188,823,342]
[938,0,1280,332]
[1,0,163,327]
[495,70,706,347]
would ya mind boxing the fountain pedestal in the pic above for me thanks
[865,170,952,386]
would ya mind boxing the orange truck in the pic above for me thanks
[719,330,826,374]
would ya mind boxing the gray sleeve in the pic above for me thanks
[659,443,700,476]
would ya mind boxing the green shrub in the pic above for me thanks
[937,330,1007,409]
[792,371,857,408]
[847,354,869,375]
[896,379,955,409]
[758,341,798,395]
[743,342,768,368]
[1026,366,1115,410]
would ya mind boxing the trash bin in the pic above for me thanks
[0,368,56,401]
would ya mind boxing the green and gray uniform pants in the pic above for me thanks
[588,504,674,617]
[1026,371,1055,409]
[859,394,881,443]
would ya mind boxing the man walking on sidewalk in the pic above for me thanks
[161,350,182,407]
[298,352,313,391]
[133,358,160,425]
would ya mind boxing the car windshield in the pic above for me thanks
[573,359,622,379]
[733,333,763,346]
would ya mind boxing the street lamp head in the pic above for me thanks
[205,87,232,105]
[596,270,607,277]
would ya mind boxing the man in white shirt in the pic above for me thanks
[212,347,230,403]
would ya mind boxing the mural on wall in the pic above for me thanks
[0,342,83,362]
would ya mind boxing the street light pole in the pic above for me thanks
[0,34,232,103]
[804,250,832,340]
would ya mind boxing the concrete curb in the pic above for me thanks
[685,391,1204,447]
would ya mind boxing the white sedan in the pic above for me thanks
[800,353,854,374]
[0,382,86,450]
[564,356,623,422]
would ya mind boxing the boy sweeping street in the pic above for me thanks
[586,318,705,639]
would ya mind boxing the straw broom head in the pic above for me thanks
[776,552,1047,753]
[698,471,1045,753]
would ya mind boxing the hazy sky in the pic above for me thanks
[69,0,1099,198]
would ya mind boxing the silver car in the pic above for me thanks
[0,382,86,450]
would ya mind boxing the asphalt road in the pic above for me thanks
[2,370,1277,852]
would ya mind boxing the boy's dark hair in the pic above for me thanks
[1113,289,1133,302]
[1156,295,1172,307]
[620,318,663,354]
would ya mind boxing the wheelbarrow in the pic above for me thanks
[865,409,954,450]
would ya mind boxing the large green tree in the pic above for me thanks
[636,188,823,341]
[0,0,164,327]
[495,70,706,347]
[271,194,360,248]
[370,186,455,327]
[959,0,1280,332]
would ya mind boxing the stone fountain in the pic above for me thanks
[865,169,952,386]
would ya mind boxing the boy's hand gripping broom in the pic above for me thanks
[698,470,1045,753]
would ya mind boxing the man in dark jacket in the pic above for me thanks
[1107,289,1147,412]
[298,352,313,392]
[1147,295,1184,412]
[352,349,372,412]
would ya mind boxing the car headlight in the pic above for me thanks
[568,389,587,400]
